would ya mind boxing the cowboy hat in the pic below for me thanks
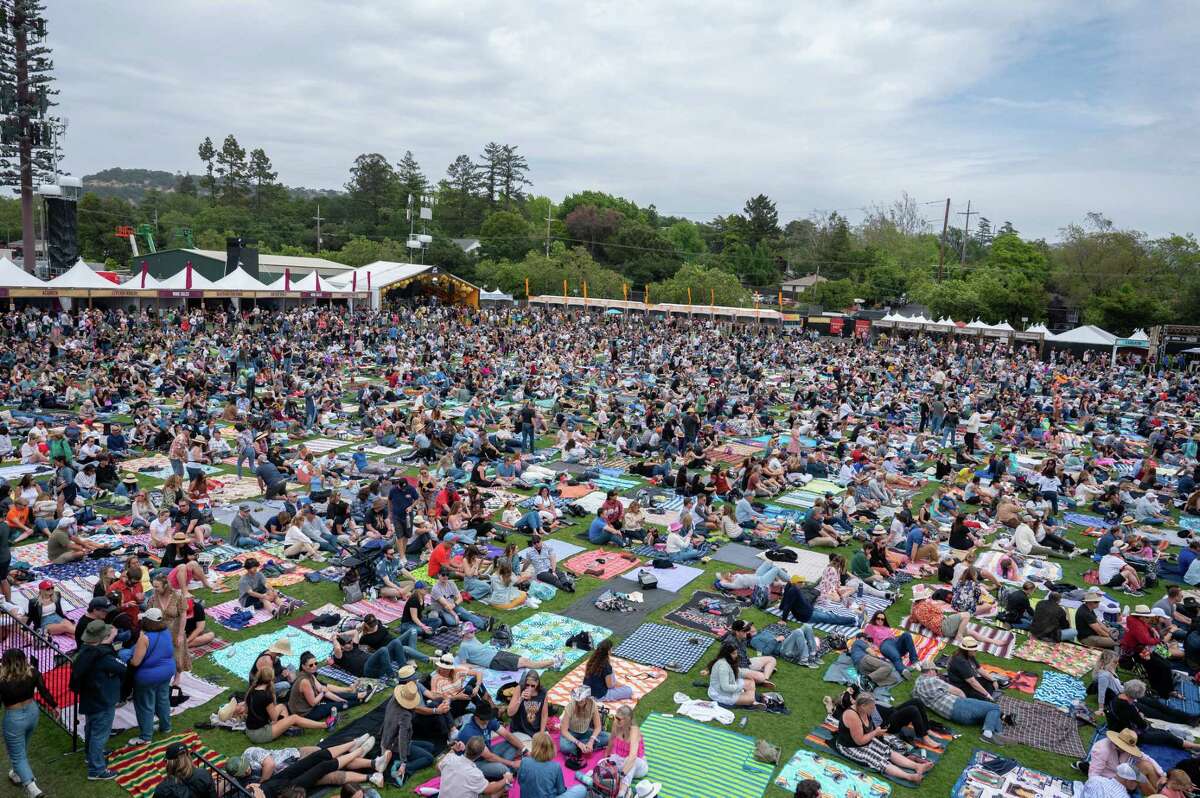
[633,782,663,798]
[1082,589,1103,603]
[1121,515,1136,525]
[267,638,294,655]
[172,532,187,543]
[1130,604,1153,617]
[435,652,457,670]
[1106,728,1142,757]
[393,681,421,709]
[957,636,980,651]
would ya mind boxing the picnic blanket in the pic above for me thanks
[508,612,612,670]
[289,602,359,641]
[664,591,741,636]
[107,731,224,798]
[712,542,770,569]
[775,748,892,798]
[341,597,408,624]
[995,694,1086,757]
[1033,670,1087,710]
[618,563,704,593]
[563,548,641,579]
[640,712,775,798]
[298,437,354,453]
[207,598,275,630]
[612,622,715,672]
[756,547,829,584]
[545,656,667,710]
[413,730,602,798]
[630,540,715,560]
[1012,638,1101,678]
[978,663,1037,694]
[899,616,1015,658]
[564,585,678,639]
[188,636,230,659]
[951,748,1076,798]
[1063,512,1115,529]
[805,717,949,785]
[976,549,1062,586]
[210,627,332,679]
[206,475,267,504]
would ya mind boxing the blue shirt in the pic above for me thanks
[587,516,610,543]
[848,637,870,668]
[255,461,283,486]
[1180,547,1198,574]
[517,758,568,798]
[905,526,924,554]
[456,716,501,750]
[1096,532,1116,558]
[457,638,500,668]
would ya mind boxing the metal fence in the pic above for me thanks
[0,608,79,751]
[196,757,255,798]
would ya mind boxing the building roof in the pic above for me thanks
[179,248,353,272]
[46,259,122,290]
[781,274,828,288]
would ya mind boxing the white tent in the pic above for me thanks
[158,265,216,290]
[991,321,1015,331]
[287,271,353,293]
[966,319,991,330]
[211,267,273,293]
[1047,324,1117,346]
[46,259,126,291]
[0,257,46,288]
[123,270,164,290]
[479,287,514,303]
[1129,328,1150,341]
[1027,322,1051,334]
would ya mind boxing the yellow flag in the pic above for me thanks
[687,286,692,306]
[622,283,628,302]
[562,278,567,301]
[525,277,530,299]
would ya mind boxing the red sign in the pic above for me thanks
[829,317,844,334]
[855,319,871,337]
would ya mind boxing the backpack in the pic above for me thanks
[751,584,770,609]
[588,757,623,798]
[765,548,797,563]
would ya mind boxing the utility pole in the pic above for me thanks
[937,198,950,280]
[957,201,977,264]
[544,202,553,257]
[312,202,324,252]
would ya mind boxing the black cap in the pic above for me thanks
[164,742,190,759]
[88,596,113,613]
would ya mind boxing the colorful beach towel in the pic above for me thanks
[1012,638,1101,678]
[1033,670,1087,710]
[951,749,1075,798]
[545,656,667,710]
[640,712,775,798]
[563,548,641,579]
[775,748,891,798]
[899,616,1014,658]
[508,612,612,670]
[108,731,224,798]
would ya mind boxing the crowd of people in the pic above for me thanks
[0,301,1196,798]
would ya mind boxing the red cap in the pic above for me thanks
[38,580,52,591]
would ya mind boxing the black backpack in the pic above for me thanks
[765,548,797,563]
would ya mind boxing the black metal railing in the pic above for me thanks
[0,608,79,751]
[196,757,255,798]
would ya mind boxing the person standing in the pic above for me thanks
[72,620,127,780]
[0,649,56,796]
[126,608,177,745]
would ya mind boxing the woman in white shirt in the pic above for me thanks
[283,516,321,560]
[130,490,159,529]
[19,434,45,465]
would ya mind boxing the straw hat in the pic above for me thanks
[435,652,457,670]
[633,783,663,798]
[395,663,418,682]
[957,636,980,651]
[217,698,239,722]
[1130,604,1153,617]
[1106,728,1142,757]
[267,637,294,656]
[1121,515,1135,525]
[393,681,421,710]
[172,532,187,544]
[1082,589,1103,603]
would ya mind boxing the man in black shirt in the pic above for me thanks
[1000,582,1034,629]
[1029,591,1072,643]
[1076,590,1117,649]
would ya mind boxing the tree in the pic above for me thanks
[1083,282,1171,335]
[176,174,197,197]
[742,194,780,247]
[396,150,426,204]
[247,148,277,211]
[605,221,681,286]
[475,247,623,299]
[663,220,705,256]
[564,204,622,254]
[477,142,503,206]
[439,154,480,235]
[557,190,643,223]
[975,217,993,246]
[803,278,858,311]
[650,263,751,306]
[497,144,531,206]
[478,210,533,262]
[344,153,398,234]
[997,221,1017,237]
[197,137,216,201]
[214,134,248,203]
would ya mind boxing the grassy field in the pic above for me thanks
[7,443,1155,798]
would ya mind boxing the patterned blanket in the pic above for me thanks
[1012,638,1101,678]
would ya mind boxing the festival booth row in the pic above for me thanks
[528,294,789,324]
[872,312,1036,343]
[1044,324,1151,365]
[0,258,369,309]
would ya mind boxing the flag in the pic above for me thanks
[525,277,530,298]
[778,288,783,311]
[687,286,692,306]
[315,272,322,292]
[284,268,291,292]
[645,285,650,305]
[352,271,357,292]
[563,279,568,301]
[622,283,628,301]
[185,261,192,290]
[367,271,372,291]
[710,288,715,312]
[583,280,588,304]
[139,260,148,288]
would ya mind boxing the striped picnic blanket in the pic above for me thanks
[899,615,1015,658]
[108,732,223,798]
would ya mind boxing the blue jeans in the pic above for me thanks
[363,631,428,677]
[84,707,116,777]
[521,423,534,452]
[559,729,610,756]
[590,530,627,547]
[879,632,919,673]
[2,702,38,785]
[133,679,172,739]
[236,446,257,478]
[779,626,817,660]
[949,697,1001,733]
[754,562,782,588]
[515,511,543,533]
[403,739,436,774]
[231,534,259,548]
[435,606,487,629]
[670,547,704,562]
[809,608,859,627]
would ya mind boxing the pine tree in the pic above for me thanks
[247,147,276,210]
[975,217,993,246]
[998,220,1017,237]
[441,154,479,235]
[0,0,61,272]
[477,142,503,206]
[497,144,531,206]
[214,134,248,203]
[197,136,216,201]
[396,150,426,204]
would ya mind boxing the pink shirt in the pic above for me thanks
[862,624,893,647]
[611,731,645,760]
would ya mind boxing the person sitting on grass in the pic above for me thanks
[558,686,609,757]
[706,641,761,708]
[833,693,932,784]
[238,558,284,617]
[587,512,628,547]
[243,664,337,744]
[775,575,860,627]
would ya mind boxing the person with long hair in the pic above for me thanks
[834,693,932,784]
[603,705,649,794]
[147,570,193,684]
[707,641,757,707]
[0,649,55,797]
[128,608,176,746]
[582,639,634,702]
[243,665,334,744]
[154,739,216,798]
[24,581,73,638]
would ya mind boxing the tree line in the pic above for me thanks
[38,135,1200,334]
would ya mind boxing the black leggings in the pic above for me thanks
[263,750,338,796]
[879,700,930,738]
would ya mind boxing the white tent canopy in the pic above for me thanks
[990,321,1016,331]
[158,264,216,290]
[211,267,273,293]
[0,257,46,288]
[1048,324,1118,346]
[1027,322,1050,334]
[1129,328,1150,341]
[480,287,514,302]
[123,270,163,290]
[46,259,124,290]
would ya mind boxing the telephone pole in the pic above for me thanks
[957,200,977,264]
[312,203,324,252]
[544,202,553,257]
[937,198,950,280]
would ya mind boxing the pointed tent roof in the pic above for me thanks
[287,271,352,293]
[966,319,991,330]
[1129,328,1150,341]
[158,264,216,290]
[123,270,164,290]
[1027,322,1050,334]
[211,267,273,293]
[1047,324,1117,346]
[0,256,46,288]
[991,321,1016,331]
[47,259,125,290]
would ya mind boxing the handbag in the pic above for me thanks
[637,570,658,590]
[753,739,781,765]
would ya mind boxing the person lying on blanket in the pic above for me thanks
[240,736,387,797]
[911,659,1014,744]
[455,622,565,673]
[909,584,971,644]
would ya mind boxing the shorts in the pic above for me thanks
[241,595,265,610]
[42,613,65,629]
[941,614,965,638]
[1106,574,1126,588]
[246,724,276,744]
[0,559,9,581]
[490,651,521,671]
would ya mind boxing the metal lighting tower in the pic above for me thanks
[406,193,435,264]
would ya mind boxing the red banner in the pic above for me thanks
[855,319,871,337]
[829,317,844,334]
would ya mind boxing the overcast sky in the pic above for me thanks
[54,1,1198,241]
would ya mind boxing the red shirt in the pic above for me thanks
[1121,616,1159,656]
[113,579,143,628]
[428,543,453,578]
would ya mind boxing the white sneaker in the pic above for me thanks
[128,737,150,746]
[8,770,20,786]
[24,782,42,798]
[369,773,384,788]
[359,734,376,752]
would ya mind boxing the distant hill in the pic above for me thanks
[83,167,345,203]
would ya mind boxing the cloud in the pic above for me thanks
[50,0,1198,238]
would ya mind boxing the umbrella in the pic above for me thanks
[604,308,623,315]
